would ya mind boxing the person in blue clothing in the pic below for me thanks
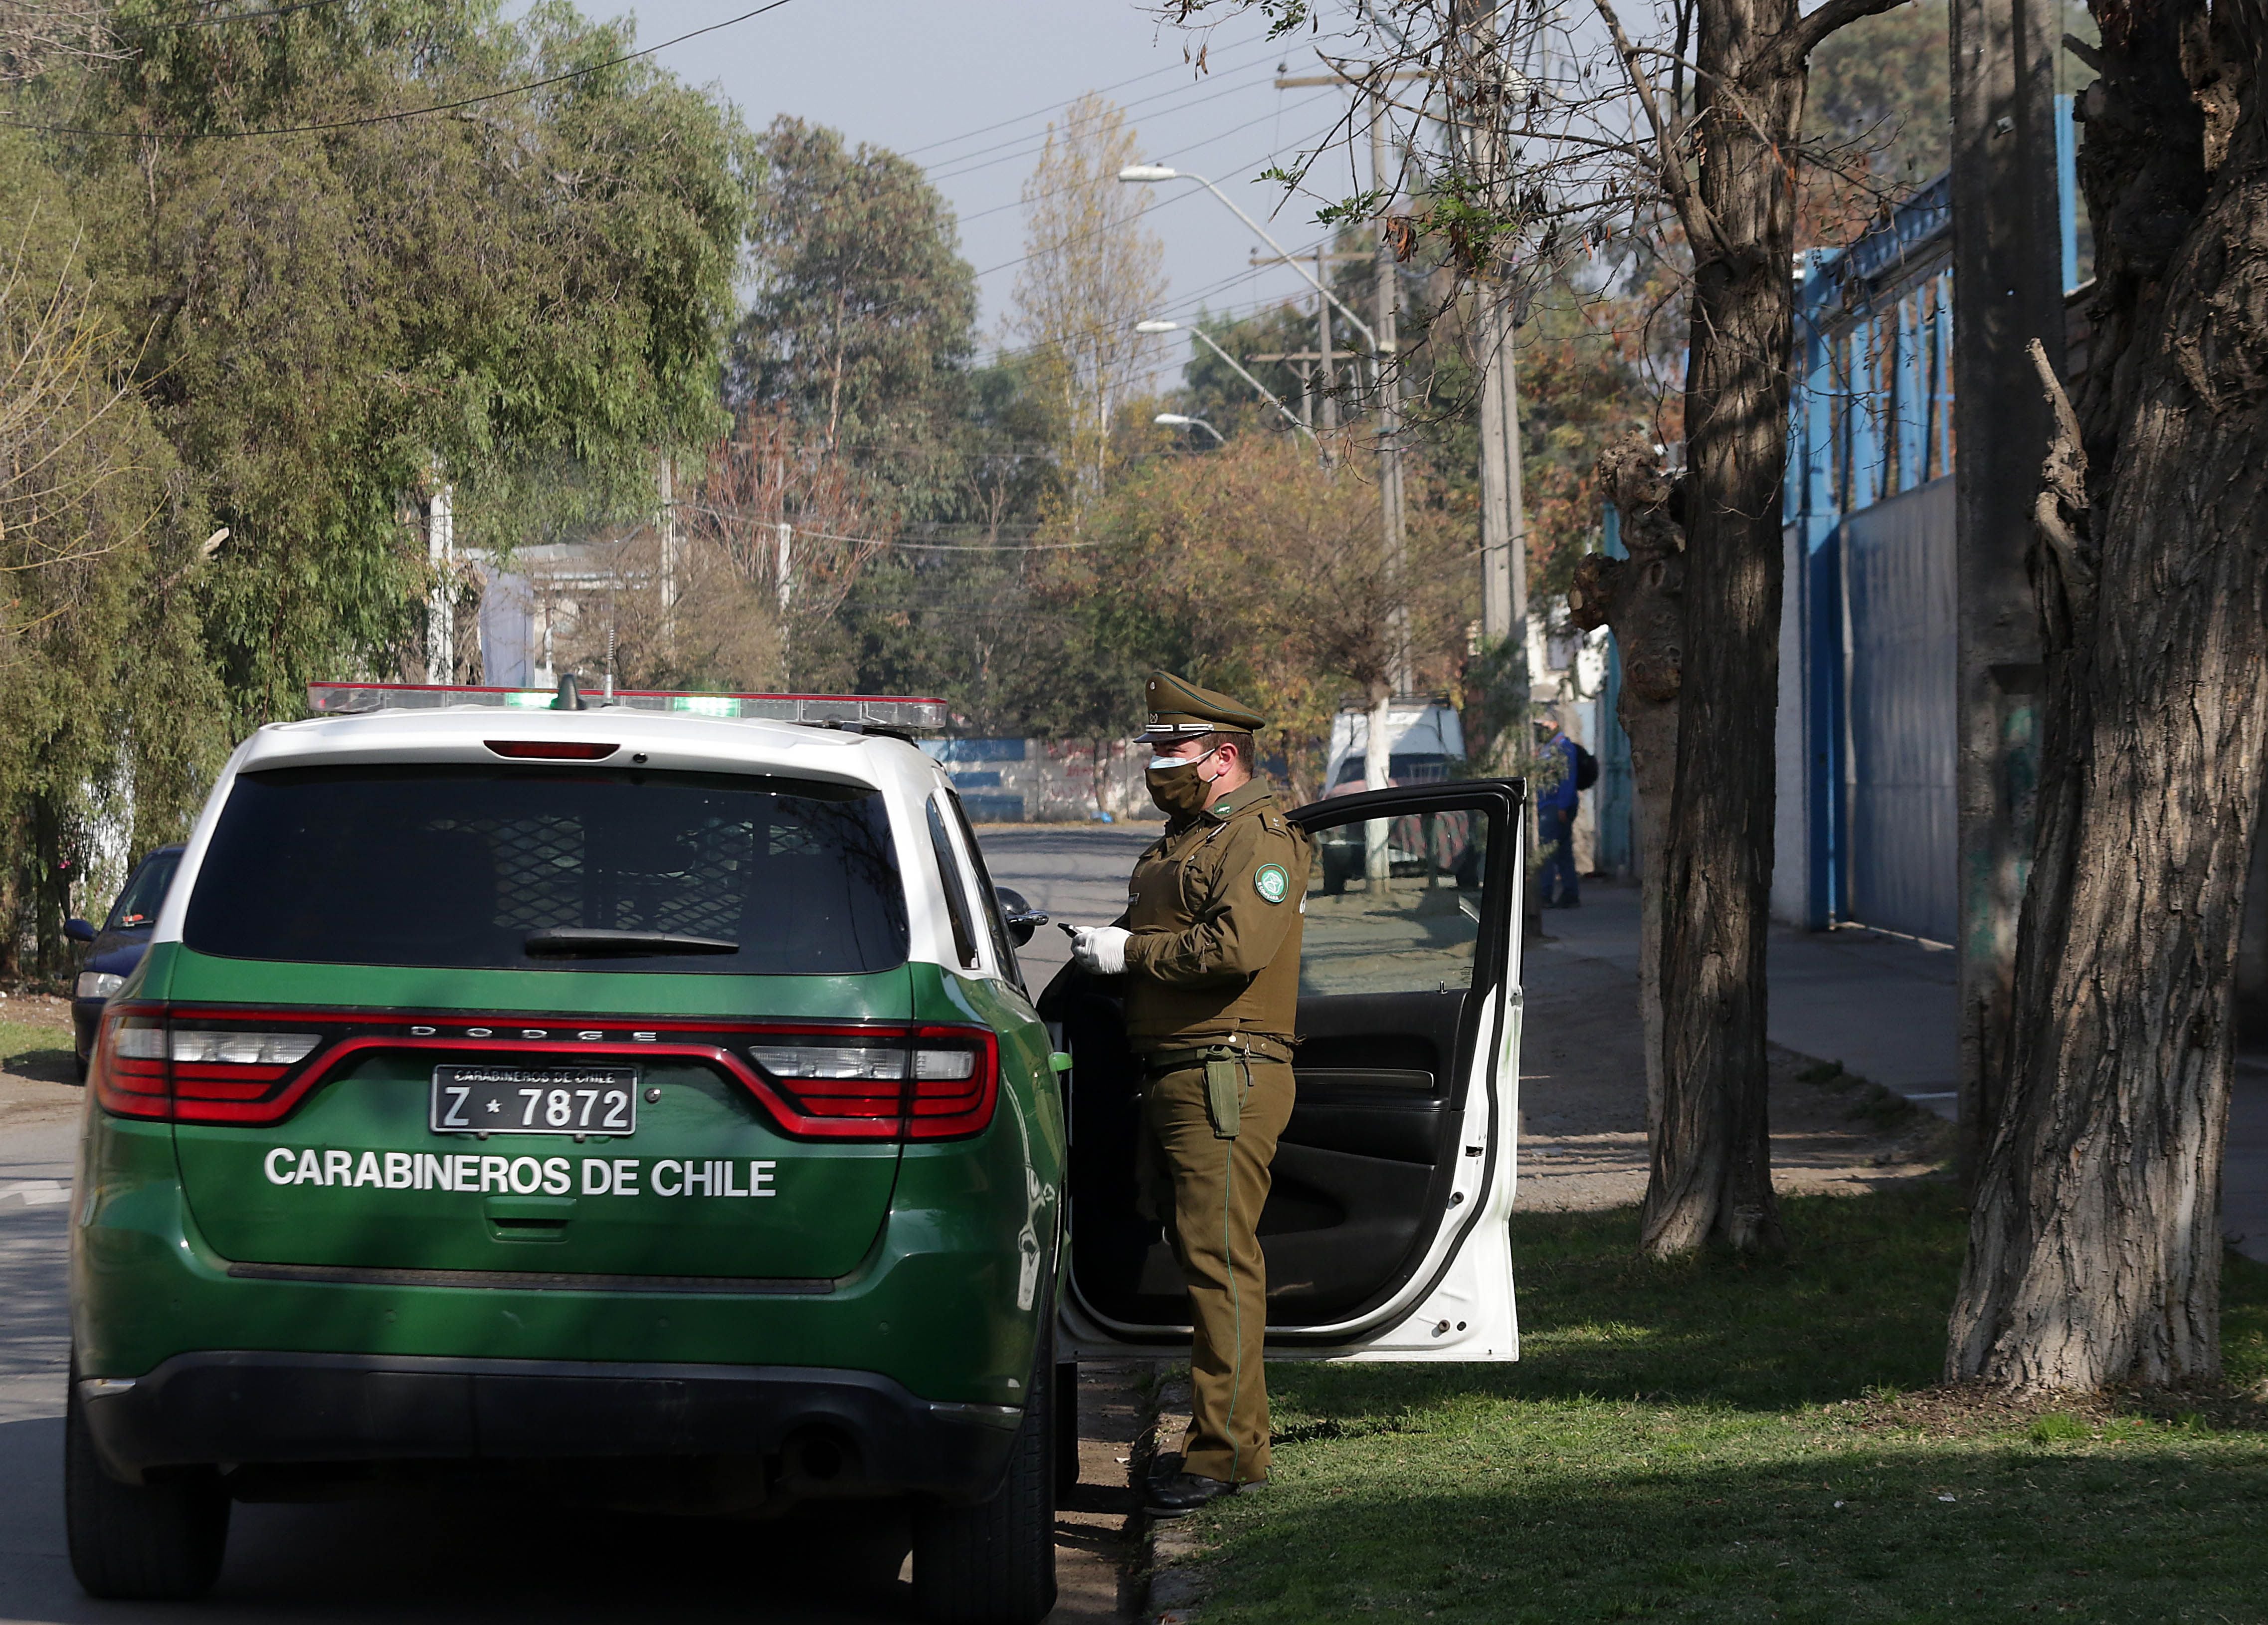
[1533,714,1595,909]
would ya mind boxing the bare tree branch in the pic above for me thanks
[1788,0,1916,67]
[1589,0,1720,251]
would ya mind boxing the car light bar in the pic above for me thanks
[485,740,621,760]
[307,682,948,730]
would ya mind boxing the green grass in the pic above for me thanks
[1185,1185,2268,1622]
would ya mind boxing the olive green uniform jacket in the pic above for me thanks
[1118,779,1312,1056]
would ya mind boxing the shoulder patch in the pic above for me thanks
[1254,863,1291,904]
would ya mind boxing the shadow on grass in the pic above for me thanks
[2,1047,78,1085]
[1208,1186,2268,1622]
[1277,1182,2268,1421]
[1201,1437,2268,1623]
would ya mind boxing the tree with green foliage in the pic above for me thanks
[0,0,754,971]
[0,130,226,977]
[43,0,754,729]
[736,115,977,528]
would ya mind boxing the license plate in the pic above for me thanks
[429,1065,639,1137]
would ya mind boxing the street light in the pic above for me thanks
[1154,412,1226,445]
[1135,320,1315,442]
[1118,164,1383,356]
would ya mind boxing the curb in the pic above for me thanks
[1134,1367,1210,1624]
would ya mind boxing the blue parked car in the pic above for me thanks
[65,844,183,1079]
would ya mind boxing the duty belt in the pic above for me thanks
[1140,1035,1292,1076]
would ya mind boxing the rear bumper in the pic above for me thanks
[80,1350,1022,1500]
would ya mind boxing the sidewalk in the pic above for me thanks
[1533,879,2268,1264]
[1535,881,1958,1115]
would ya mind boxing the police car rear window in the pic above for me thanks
[185,766,909,975]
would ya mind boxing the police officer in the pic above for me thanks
[1068,672,1312,1517]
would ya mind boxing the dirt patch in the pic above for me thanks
[1813,1378,2268,1440]
[1515,945,1955,1213]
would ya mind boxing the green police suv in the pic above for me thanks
[68,684,1063,1624]
[69,682,1534,1624]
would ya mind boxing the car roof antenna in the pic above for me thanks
[553,673,587,712]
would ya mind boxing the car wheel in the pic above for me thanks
[912,1333,1058,1625]
[64,1361,229,1600]
[1052,1358,1080,1499]
[72,1048,87,1084]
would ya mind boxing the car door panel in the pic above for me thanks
[1053,779,1524,1360]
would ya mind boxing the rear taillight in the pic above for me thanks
[748,1027,998,1140]
[90,1007,171,1119]
[88,1006,1000,1141]
[90,1006,328,1125]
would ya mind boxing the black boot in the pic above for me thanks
[1145,1471,1252,1517]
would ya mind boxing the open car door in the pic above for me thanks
[1049,779,1524,1361]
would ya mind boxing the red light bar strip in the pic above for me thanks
[484,740,620,760]
[307,682,947,730]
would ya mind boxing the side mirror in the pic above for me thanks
[64,918,97,944]
[995,886,1048,947]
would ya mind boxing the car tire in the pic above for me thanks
[912,1335,1057,1625]
[1052,1358,1080,1499]
[64,1363,229,1601]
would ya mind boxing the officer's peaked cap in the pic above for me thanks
[1138,671,1267,742]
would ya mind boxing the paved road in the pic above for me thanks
[976,824,1160,995]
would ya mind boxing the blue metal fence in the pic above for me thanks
[1776,97,2083,938]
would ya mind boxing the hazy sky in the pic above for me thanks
[613,0,1378,392]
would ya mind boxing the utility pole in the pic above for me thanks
[1369,96,1411,698]
[658,453,684,641]
[1250,244,1371,431]
[1275,71,1419,698]
[1454,7,1530,684]
[1475,296,1527,657]
[1453,4,1539,931]
[1949,0,2064,1183]
[775,521,793,684]
[425,482,454,684]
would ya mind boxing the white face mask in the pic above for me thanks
[1149,746,1220,772]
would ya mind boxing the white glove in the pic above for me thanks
[1069,925,1131,977]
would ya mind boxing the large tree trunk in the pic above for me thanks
[1572,439,1686,1128]
[1638,0,1805,1255]
[1946,0,2268,1388]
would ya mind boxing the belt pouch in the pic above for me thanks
[1203,1055,1242,1140]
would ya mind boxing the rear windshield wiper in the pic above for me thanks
[523,928,740,957]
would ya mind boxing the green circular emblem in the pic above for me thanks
[1255,863,1290,904]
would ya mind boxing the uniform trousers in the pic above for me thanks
[1139,1055,1295,1484]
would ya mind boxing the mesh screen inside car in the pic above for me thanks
[185,766,908,975]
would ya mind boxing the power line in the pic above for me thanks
[119,0,351,29]
[1,0,801,139]
[897,30,1288,161]
[852,535,1098,555]
[952,92,1336,230]
[969,109,1346,285]
[924,60,1282,185]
